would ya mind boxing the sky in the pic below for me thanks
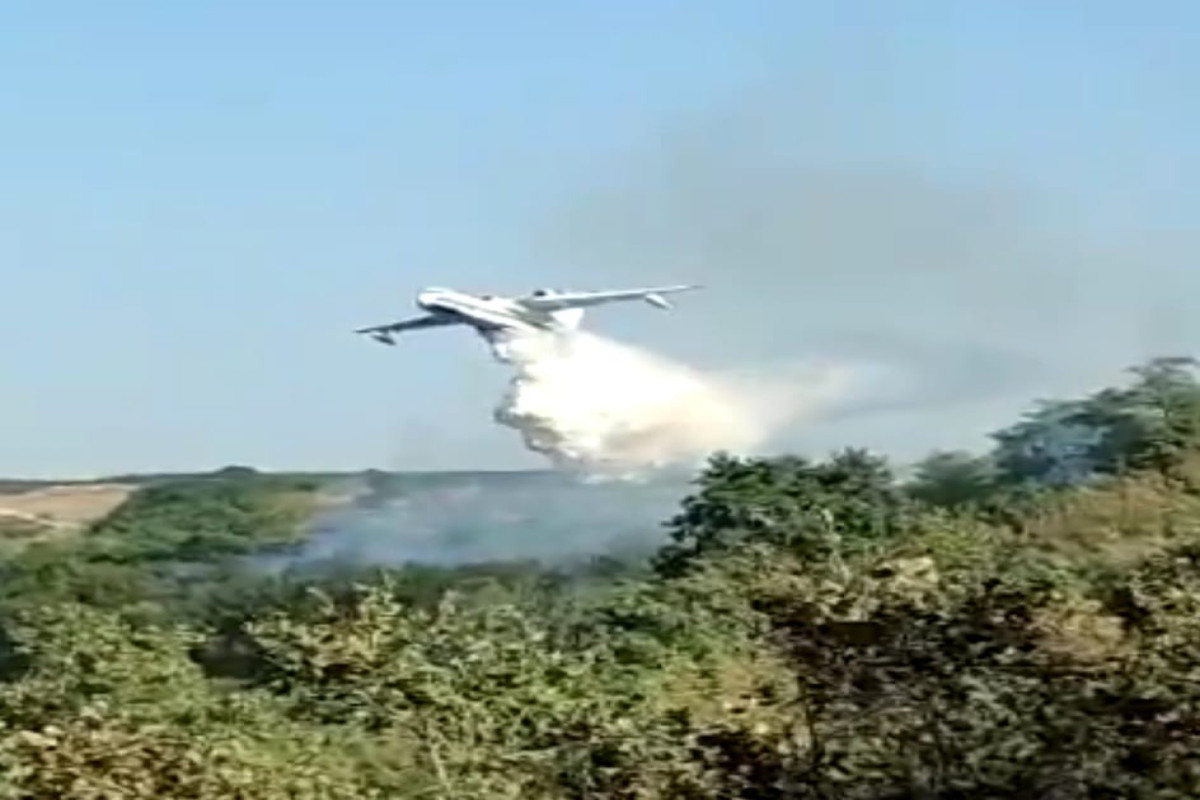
[1,0,1198,478]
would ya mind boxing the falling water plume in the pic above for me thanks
[486,328,853,479]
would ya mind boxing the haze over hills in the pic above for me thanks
[0,465,692,567]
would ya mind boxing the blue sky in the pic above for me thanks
[1,1,1197,477]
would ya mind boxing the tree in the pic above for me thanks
[653,449,911,577]
[0,603,372,799]
[1087,356,1200,475]
[907,449,999,508]
[990,356,1200,488]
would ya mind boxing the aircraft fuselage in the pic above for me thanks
[356,283,697,349]
[415,287,566,334]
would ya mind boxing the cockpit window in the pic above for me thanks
[532,289,547,296]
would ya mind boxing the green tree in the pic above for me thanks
[907,449,999,509]
[654,449,911,577]
[0,603,373,799]
[990,356,1200,488]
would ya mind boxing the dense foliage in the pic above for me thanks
[3,356,1200,797]
[0,473,318,620]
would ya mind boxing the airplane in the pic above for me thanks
[355,284,702,347]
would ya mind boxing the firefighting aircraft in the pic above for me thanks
[355,284,701,346]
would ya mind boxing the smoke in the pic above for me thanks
[486,327,858,478]
[528,93,1200,461]
[255,470,689,569]
[259,326,904,572]
[265,320,879,573]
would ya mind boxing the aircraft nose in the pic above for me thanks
[416,290,439,309]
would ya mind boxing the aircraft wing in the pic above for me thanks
[355,314,458,344]
[519,284,701,311]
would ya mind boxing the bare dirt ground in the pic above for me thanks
[0,483,134,532]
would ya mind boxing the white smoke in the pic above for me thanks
[487,328,857,479]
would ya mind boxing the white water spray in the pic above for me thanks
[486,328,856,479]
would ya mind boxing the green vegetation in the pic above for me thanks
[0,473,319,620]
[3,356,1200,796]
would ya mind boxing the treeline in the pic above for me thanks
[0,471,322,622]
[1,357,1200,797]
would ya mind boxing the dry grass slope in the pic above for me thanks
[0,483,134,536]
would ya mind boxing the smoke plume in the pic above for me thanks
[528,92,1200,462]
[266,326,874,574]
[486,327,857,478]
[258,470,689,569]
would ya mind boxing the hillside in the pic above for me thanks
[1,356,1200,797]
[0,469,562,549]
[0,483,135,542]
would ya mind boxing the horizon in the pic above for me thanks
[0,465,558,485]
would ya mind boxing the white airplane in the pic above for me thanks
[355,284,701,346]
